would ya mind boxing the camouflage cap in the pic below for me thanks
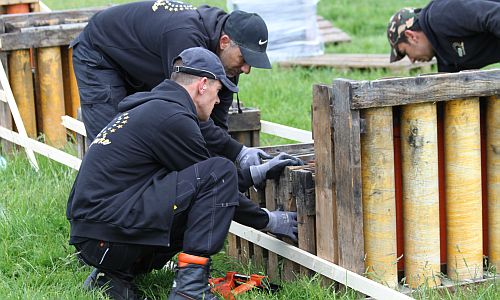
[387,8,419,62]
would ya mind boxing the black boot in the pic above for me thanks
[83,268,142,300]
[168,253,218,300]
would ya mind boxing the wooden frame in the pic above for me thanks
[312,68,500,292]
[351,69,500,109]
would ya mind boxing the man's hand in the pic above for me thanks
[236,146,272,169]
[249,152,304,186]
[262,209,298,242]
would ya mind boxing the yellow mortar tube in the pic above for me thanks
[445,98,483,281]
[401,103,441,288]
[9,49,36,138]
[487,95,499,272]
[360,107,398,287]
[37,47,66,147]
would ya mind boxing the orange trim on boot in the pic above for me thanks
[177,253,209,268]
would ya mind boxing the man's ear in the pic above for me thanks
[404,30,418,43]
[219,34,231,50]
[198,77,208,94]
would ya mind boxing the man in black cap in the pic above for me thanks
[66,47,302,300]
[71,0,273,169]
[387,0,500,72]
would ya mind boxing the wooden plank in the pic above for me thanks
[258,142,315,162]
[61,115,85,136]
[0,0,38,5]
[0,23,85,50]
[229,222,414,300]
[351,69,500,109]
[0,7,99,32]
[292,166,316,276]
[248,187,266,269]
[332,79,364,274]
[260,120,313,143]
[316,15,351,45]
[265,178,280,282]
[281,167,301,281]
[278,54,433,71]
[312,84,337,265]
[0,125,80,170]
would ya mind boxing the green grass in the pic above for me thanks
[2,0,499,299]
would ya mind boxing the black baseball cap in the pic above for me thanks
[224,10,272,69]
[173,47,239,93]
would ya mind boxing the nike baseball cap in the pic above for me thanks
[174,47,239,93]
[224,10,272,69]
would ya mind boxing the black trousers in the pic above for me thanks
[71,34,131,141]
[75,157,239,281]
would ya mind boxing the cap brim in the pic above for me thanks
[390,47,404,63]
[240,46,272,69]
[220,75,239,93]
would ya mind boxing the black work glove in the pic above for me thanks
[262,209,298,242]
[249,152,304,186]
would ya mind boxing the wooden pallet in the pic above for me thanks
[317,15,351,45]
[278,53,435,71]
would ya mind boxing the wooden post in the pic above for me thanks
[281,166,301,281]
[445,98,483,281]
[312,84,338,266]
[37,46,66,147]
[331,79,364,274]
[265,179,280,282]
[400,103,441,287]
[61,47,80,119]
[0,11,12,153]
[292,166,316,276]
[8,49,36,138]
[360,107,398,287]
[248,187,266,269]
[487,95,499,272]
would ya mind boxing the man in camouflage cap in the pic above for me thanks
[387,0,500,72]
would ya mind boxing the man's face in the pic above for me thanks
[397,31,435,63]
[194,80,222,121]
[218,43,251,78]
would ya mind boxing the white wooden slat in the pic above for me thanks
[61,115,86,136]
[0,126,81,170]
[229,222,414,300]
[260,120,313,143]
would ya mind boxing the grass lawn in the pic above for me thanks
[1,0,498,299]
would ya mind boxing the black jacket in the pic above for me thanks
[82,1,242,160]
[419,0,500,72]
[66,80,267,247]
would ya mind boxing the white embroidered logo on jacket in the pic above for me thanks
[152,0,196,12]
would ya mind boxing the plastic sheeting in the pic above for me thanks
[227,0,324,62]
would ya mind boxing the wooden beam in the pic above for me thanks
[0,89,5,102]
[229,222,414,300]
[0,125,81,170]
[0,0,38,5]
[261,120,313,143]
[61,115,85,136]
[312,84,337,266]
[0,23,85,50]
[332,79,364,274]
[350,69,500,109]
[0,7,99,32]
